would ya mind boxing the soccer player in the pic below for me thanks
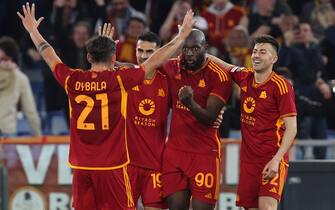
[17,3,194,210]
[161,29,232,210]
[209,35,297,210]
[126,32,169,210]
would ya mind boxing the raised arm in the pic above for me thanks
[17,2,62,71]
[206,54,235,70]
[142,10,194,77]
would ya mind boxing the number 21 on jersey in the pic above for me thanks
[75,93,109,130]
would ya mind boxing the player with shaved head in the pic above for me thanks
[161,29,232,210]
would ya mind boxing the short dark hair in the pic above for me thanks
[0,36,19,63]
[85,36,116,63]
[137,32,161,47]
[253,35,279,54]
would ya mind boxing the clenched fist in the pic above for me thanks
[178,85,194,107]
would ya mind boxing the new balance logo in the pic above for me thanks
[269,187,277,194]
[204,193,212,199]
[198,79,206,87]
[132,86,140,91]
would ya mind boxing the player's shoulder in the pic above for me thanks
[156,70,167,77]
[115,64,141,71]
[206,60,231,82]
[165,57,179,65]
[270,72,292,95]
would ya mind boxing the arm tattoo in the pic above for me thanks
[37,41,50,53]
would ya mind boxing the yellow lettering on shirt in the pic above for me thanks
[75,81,107,91]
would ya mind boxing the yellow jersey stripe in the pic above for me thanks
[64,76,72,119]
[271,78,284,95]
[272,75,288,94]
[123,166,135,207]
[278,162,286,196]
[215,157,220,200]
[116,75,128,118]
[209,61,229,81]
[209,62,225,80]
[274,74,288,93]
[275,118,284,147]
[208,64,224,82]
[116,76,132,172]
[209,62,228,81]
[242,67,254,72]
[273,74,288,93]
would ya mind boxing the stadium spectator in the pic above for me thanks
[241,0,290,38]
[106,0,146,38]
[58,21,91,69]
[219,25,252,137]
[201,0,245,55]
[116,16,147,63]
[292,22,332,159]
[0,36,41,137]
[300,0,335,39]
[321,10,335,129]
[17,3,194,209]
[159,0,192,42]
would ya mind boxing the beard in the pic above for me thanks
[184,54,206,71]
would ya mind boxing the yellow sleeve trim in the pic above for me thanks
[210,92,227,104]
[68,160,130,170]
[280,113,297,118]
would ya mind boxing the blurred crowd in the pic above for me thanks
[0,0,335,159]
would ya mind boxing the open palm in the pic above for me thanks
[17,2,44,33]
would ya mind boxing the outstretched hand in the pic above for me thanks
[98,23,119,44]
[17,2,44,33]
[98,23,114,38]
[177,9,195,39]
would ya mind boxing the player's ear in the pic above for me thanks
[111,54,116,64]
[87,53,93,64]
[272,55,278,64]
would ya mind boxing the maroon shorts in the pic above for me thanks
[236,160,289,208]
[72,166,135,210]
[161,147,220,205]
[127,165,167,209]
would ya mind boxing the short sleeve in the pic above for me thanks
[229,66,253,86]
[115,65,145,90]
[275,77,297,118]
[208,62,232,104]
[53,63,74,88]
